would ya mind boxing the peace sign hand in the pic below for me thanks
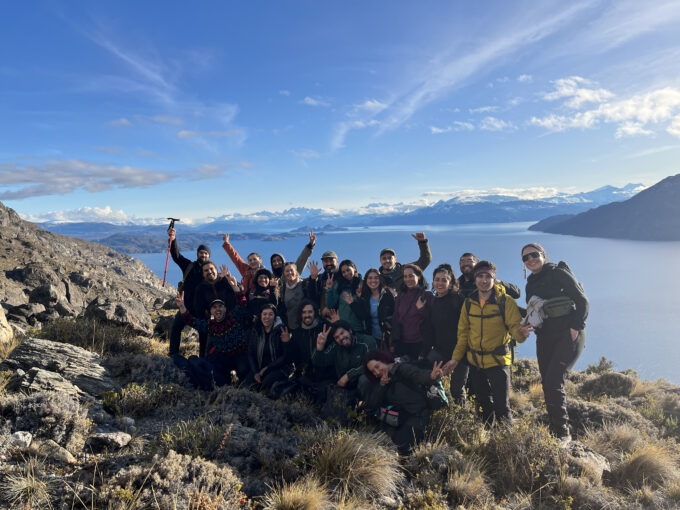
[430,360,444,380]
[222,233,230,243]
[325,273,335,289]
[316,324,331,351]
[219,264,229,279]
[309,231,317,247]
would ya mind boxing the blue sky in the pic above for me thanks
[1,1,680,224]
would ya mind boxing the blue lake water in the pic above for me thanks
[135,223,680,384]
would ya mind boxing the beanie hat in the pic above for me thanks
[197,244,211,257]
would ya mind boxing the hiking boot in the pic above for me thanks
[554,424,571,445]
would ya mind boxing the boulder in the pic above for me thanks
[84,296,153,337]
[7,302,46,323]
[0,305,13,351]
[29,283,75,316]
[153,314,175,339]
[86,430,132,452]
[564,440,611,482]
[9,431,33,448]
[0,337,115,397]
[36,439,77,464]
[8,367,91,402]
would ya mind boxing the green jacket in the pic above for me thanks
[311,333,376,384]
[452,284,524,369]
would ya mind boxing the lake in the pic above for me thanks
[134,223,680,383]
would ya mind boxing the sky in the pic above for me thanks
[1,1,680,224]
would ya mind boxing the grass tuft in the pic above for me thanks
[0,456,54,509]
[260,477,330,510]
[582,421,645,464]
[612,444,678,489]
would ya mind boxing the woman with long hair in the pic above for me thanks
[519,243,588,442]
[278,261,319,329]
[356,268,396,350]
[391,264,430,359]
[324,259,364,333]
[247,303,291,395]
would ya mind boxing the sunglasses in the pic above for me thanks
[522,251,541,262]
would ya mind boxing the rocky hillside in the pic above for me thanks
[529,173,680,241]
[0,201,171,336]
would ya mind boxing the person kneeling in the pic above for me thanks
[246,304,292,396]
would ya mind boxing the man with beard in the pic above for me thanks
[458,252,521,300]
[379,232,432,294]
[313,250,339,317]
[192,262,238,356]
[166,227,211,357]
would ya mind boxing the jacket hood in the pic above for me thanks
[270,252,286,278]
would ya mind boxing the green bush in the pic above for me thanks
[102,382,190,418]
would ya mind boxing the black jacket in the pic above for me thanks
[423,291,464,360]
[247,324,290,376]
[525,262,588,335]
[192,278,237,319]
[365,362,435,417]
[170,239,205,316]
[354,288,396,339]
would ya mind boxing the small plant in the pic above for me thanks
[260,477,330,510]
[582,421,645,464]
[612,444,678,489]
[0,456,54,509]
[585,357,614,374]
[580,371,635,399]
[102,382,189,418]
[300,427,403,501]
[154,415,226,459]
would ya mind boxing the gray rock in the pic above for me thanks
[0,337,115,397]
[8,302,46,320]
[8,367,91,402]
[0,305,13,352]
[36,439,77,464]
[86,431,132,452]
[84,296,153,337]
[564,440,611,482]
[153,314,175,339]
[10,431,33,448]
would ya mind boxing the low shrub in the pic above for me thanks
[260,477,330,510]
[427,399,489,453]
[612,444,678,489]
[101,449,246,509]
[154,414,227,459]
[300,427,403,501]
[102,382,191,418]
[585,356,615,374]
[580,371,636,399]
[103,352,189,386]
[635,393,680,440]
[37,317,141,356]
[583,421,645,464]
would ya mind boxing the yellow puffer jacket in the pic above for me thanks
[452,284,524,369]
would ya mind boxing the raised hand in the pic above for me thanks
[316,324,331,351]
[325,273,335,289]
[219,264,229,278]
[167,227,176,240]
[416,295,426,309]
[281,326,290,343]
[430,360,444,380]
[309,231,317,247]
[222,233,230,244]
[308,260,321,280]
[341,291,353,304]
[327,309,340,324]
[175,291,187,313]
[411,232,426,242]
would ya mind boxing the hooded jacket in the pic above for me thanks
[247,323,290,376]
[423,290,464,360]
[452,284,524,369]
[270,241,315,279]
[365,362,436,417]
[311,331,372,385]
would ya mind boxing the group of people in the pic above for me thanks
[167,227,588,453]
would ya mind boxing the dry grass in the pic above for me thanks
[302,428,403,501]
[528,381,545,408]
[612,444,678,489]
[0,456,54,509]
[582,421,645,464]
[261,477,331,510]
[0,333,23,362]
[665,477,680,503]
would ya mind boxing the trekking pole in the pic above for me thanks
[162,217,180,287]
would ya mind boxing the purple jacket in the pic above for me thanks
[393,287,430,344]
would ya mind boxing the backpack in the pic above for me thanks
[177,262,195,293]
[555,261,585,294]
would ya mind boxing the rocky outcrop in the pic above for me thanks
[0,305,12,349]
[0,201,171,329]
[0,337,115,398]
[84,296,154,337]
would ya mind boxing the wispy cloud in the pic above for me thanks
[469,106,500,114]
[429,121,475,134]
[0,159,175,200]
[300,96,330,107]
[517,74,533,83]
[353,99,388,113]
[331,120,380,150]
[150,114,183,126]
[668,116,680,138]
[23,206,137,224]
[177,129,244,140]
[479,116,516,132]
[615,122,653,139]
[542,76,613,108]
[626,144,680,159]
[109,117,132,127]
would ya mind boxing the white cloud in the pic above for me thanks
[0,159,175,200]
[291,149,321,159]
[479,116,516,131]
[150,114,183,126]
[615,122,653,138]
[496,76,509,83]
[109,117,132,127]
[353,99,388,113]
[279,90,290,96]
[531,86,680,137]
[422,187,561,201]
[177,130,199,139]
[469,106,499,114]
[23,206,136,224]
[300,96,330,107]
[331,120,380,150]
[517,74,533,83]
[667,115,680,138]
[543,76,614,109]
[429,121,474,134]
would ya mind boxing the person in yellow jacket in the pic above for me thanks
[443,260,529,424]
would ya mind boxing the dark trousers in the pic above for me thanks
[174,352,249,390]
[469,365,511,425]
[394,341,423,360]
[169,312,208,358]
[245,368,289,395]
[389,414,429,456]
[536,329,585,431]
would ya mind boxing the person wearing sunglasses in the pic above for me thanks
[519,243,589,443]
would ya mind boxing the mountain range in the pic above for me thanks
[38,183,644,253]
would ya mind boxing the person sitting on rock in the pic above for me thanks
[166,226,211,358]
[174,274,250,390]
